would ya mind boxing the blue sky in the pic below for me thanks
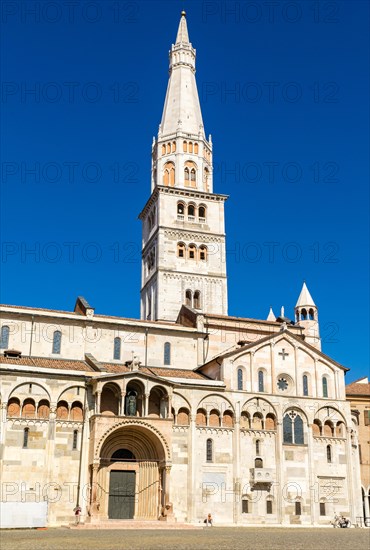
[1,0,369,381]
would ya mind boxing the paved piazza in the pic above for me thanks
[1,528,368,550]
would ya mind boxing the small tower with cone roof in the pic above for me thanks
[295,282,321,350]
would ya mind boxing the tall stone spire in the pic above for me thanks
[140,12,228,322]
[294,282,321,350]
[159,11,205,138]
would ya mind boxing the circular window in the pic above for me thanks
[277,377,289,391]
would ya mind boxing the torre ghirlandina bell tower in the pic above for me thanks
[139,12,228,322]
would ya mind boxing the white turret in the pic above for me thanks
[295,282,321,350]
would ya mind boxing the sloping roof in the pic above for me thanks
[0,354,208,381]
[0,355,92,372]
[295,282,316,308]
[345,382,370,396]
[198,329,348,372]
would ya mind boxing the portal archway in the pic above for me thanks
[91,423,170,521]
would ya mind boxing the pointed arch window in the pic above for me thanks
[163,162,175,186]
[303,375,308,396]
[237,368,243,391]
[258,370,264,392]
[164,342,171,365]
[206,438,213,463]
[113,337,121,360]
[52,330,61,354]
[184,167,190,182]
[322,376,328,398]
[0,325,10,349]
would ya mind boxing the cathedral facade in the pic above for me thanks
[0,13,363,528]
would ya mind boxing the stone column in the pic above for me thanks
[188,413,196,522]
[345,427,355,522]
[120,392,126,416]
[307,425,317,524]
[167,393,173,419]
[89,463,101,519]
[270,343,275,394]
[275,420,284,524]
[95,391,101,414]
[233,416,241,524]
[144,393,150,417]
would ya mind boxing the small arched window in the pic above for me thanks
[52,330,62,354]
[188,244,196,259]
[113,337,121,360]
[266,499,273,514]
[23,427,29,448]
[166,143,171,154]
[255,439,260,455]
[177,242,186,258]
[189,142,193,153]
[309,308,315,320]
[172,141,176,152]
[258,370,264,392]
[303,375,308,396]
[206,438,213,462]
[295,501,302,516]
[161,144,166,155]
[187,204,195,218]
[199,245,207,261]
[177,202,185,216]
[184,167,190,182]
[322,377,328,398]
[72,430,78,450]
[183,140,188,152]
[301,308,307,320]
[255,457,263,468]
[326,445,332,463]
[237,368,243,391]
[164,342,171,365]
[194,143,199,154]
[185,289,192,307]
[198,205,206,220]
[0,325,10,349]
[163,162,175,186]
[193,291,201,309]
[22,398,36,419]
[190,168,196,183]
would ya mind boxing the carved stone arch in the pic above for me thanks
[95,420,171,462]
[314,405,347,426]
[241,396,278,417]
[172,391,192,413]
[8,382,51,402]
[283,405,309,425]
[197,393,235,415]
[57,384,86,403]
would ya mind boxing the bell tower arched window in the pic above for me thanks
[177,242,185,258]
[163,162,175,186]
[185,289,192,307]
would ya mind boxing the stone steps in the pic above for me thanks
[69,520,203,530]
